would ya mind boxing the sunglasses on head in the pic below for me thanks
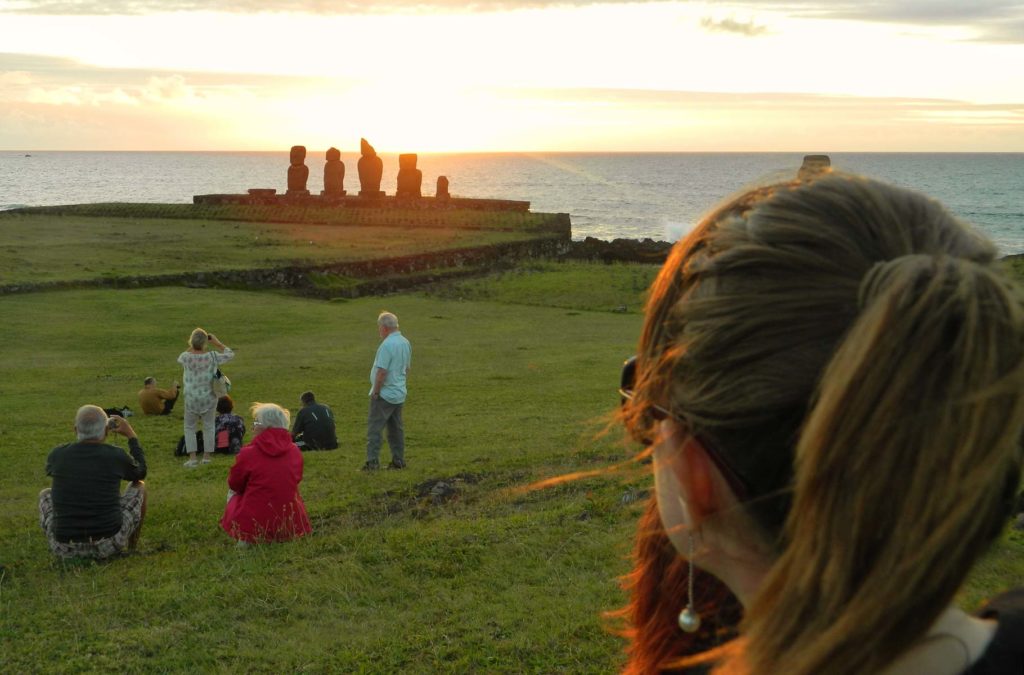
[618,355,750,502]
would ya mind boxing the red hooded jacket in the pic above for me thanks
[221,427,311,542]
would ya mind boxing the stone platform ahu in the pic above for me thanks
[193,139,530,212]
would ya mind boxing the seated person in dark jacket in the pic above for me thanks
[291,390,338,450]
[39,405,148,560]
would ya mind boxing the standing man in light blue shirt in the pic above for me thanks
[363,311,412,471]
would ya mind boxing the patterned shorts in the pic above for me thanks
[38,483,146,560]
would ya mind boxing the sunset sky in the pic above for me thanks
[1,1,1023,152]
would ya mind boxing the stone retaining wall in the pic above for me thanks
[194,193,530,212]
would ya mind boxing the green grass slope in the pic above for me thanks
[15,203,557,232]
[424,261,658,314]
[0,213,537,287]
[0,286,648,673]
[1,258,1021,673]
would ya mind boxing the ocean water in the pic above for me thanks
[1,151,1021,255]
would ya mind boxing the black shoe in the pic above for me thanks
[387,460,406,470]
[361,461,380,471]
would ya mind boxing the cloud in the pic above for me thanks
[699,16,768,37]
[3,61,1023,151]
[0,70,33,85]
[141,75,199,103]
[0,52,306,112]
[23,85,137,106]
[965,17,1024,43]
[4,1,1023,43]
[0,51,324,90]
[737,1,1024,43]
[532,85,1024,114]
[0,0,636,14]
[795,1,1022,25]
[1,0,1020,19]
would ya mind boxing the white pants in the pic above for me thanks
[184,407,216,456]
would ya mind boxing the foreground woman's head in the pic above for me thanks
[251,402,290,432]
[623,174,1024,674]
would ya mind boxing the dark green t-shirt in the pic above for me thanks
[45,438,147,542]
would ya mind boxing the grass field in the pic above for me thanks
[14,203,559,232]
[0,213,541,287]
[0,278,653,673]
[424,261,659,315]
[1,249,1021,672]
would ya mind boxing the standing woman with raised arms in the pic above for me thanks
[618,174,1024,674]
[178,328,234,468]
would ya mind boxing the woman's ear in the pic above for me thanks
[662,419,729,524]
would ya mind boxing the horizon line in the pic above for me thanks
[6,149,1024,155]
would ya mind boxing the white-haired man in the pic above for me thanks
[364,311,411,471]
[39,405,148,560]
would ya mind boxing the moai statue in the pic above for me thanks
[797,154,831,181]
[396,153,422,199]
[357,138,385,197]
[286,145,310,195]
[435,175,450,201]
[322,147,346,198]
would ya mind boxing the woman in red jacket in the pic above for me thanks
[221,402,311,543]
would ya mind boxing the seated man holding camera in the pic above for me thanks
[138,376,179,415]
[39,405,148,560]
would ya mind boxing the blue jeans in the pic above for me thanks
[366,397,404,465]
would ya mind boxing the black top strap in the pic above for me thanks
[964,587,1024,674]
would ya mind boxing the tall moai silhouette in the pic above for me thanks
[396,154,422,199]
[358,138,385,197]
[322,147,346,197]
[286,145,310,195]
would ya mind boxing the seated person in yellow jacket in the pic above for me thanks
[138,376,179,415]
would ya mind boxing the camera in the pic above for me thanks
[107,417,119,430]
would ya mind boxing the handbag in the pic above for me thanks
[211,353,231,398]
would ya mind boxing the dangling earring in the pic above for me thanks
[678,531,701,633]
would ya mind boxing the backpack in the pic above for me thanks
[174,431,205,456]
[174,430,240,456]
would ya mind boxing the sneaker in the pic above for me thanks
[200,456,212,465]
[183,459,199,468]
[387,460,406,470]
[361,461,380,471]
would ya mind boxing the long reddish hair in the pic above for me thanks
[614,498,741,674]
[618,174,1023,674]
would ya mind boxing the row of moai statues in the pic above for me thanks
[286,139,450,200]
